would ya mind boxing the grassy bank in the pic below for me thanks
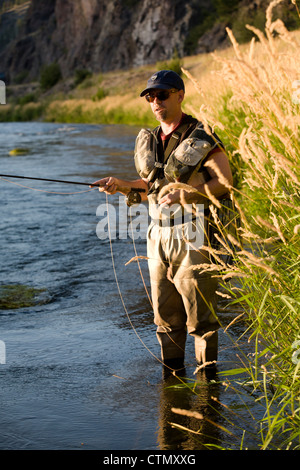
[170,2,300,450]
[0,43,240,128]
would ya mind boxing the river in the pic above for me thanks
[0,122,255,452]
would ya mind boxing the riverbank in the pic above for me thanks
[1,26,299,131]
[0,41,234,128]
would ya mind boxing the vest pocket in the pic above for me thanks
[164,138,213,182]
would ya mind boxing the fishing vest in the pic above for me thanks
[134,115,224,223]
[134,115,224,204]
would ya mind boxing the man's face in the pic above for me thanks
[146,88,184,123]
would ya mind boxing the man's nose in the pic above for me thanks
[153,96,162,104]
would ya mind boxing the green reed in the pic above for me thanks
[174,1,300,449]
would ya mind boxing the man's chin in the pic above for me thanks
[154,110,167,121]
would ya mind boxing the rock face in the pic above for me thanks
[2,0,282,83]
[1,0,224,83]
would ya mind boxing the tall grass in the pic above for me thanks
[173,0,300,449]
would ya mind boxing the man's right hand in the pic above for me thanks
[90,177,120,194]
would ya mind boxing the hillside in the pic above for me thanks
[0,0,298,85]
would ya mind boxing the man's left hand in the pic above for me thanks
[158,189,184,208]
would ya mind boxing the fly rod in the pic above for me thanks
[0,173,102,187]
[0,173,145,205]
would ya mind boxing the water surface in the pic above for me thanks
[0,122,253,451]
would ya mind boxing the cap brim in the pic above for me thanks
[140,83,174,97]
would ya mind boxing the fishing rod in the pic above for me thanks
[0,173,102,187]
[0,173,145,205]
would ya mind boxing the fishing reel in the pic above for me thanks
[125,189,142,207]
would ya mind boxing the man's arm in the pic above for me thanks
[193,150,233,201]
[90,177,149,201]
[158,151,233,206]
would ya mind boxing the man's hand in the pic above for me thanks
[158,183,200,207]
[90,177,120,194]
[158,189,182,208]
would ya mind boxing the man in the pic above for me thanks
[92,70,233,373]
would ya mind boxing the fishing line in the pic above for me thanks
[105,193,168,368]
[0,176,97,195]
[128,206,153,308]
[106,194,190,370]
[127,206,186,357]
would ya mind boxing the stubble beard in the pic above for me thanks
[153,107,168,122]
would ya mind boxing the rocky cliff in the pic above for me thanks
[0,0,228,83]
[0,0,297,84]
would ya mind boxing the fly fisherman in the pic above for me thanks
[92,70,233,373]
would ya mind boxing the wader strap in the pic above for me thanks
[163,131,181,161]
[164,121,194,161]
[148,117,198,191]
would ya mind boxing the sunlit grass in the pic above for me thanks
[169,0,300,450]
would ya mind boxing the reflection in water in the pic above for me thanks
[157,368,222,450]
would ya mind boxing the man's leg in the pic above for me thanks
[148,261,187,361]
[172,232,220,368]
[147,224,187,363]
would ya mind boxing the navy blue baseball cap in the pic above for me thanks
[140,70,185,97]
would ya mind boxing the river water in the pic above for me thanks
[0,122,255,452]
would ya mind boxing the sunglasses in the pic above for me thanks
[145,89,178,103]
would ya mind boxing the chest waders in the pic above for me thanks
[134,115,224,371]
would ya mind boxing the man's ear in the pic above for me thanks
[178,90,185,104]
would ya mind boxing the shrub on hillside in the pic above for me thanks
[40,63,62,91]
